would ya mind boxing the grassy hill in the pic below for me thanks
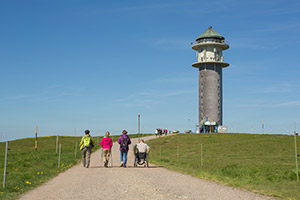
[0,134,150,200]
[147,133,300,200]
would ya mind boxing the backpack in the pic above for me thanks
[120,135,129,152]
[83,136,94,148]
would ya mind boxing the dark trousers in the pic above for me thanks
[137,152,146,162]
[82,147,92,167]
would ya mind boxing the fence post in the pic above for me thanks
[177,145,179,162]
[56,135,59,154]
[58,143,61,168]
[159,145,162,159]
[3,141,8,188]
[201,144,203,168]
[294,122,299,182]
[75,142,77,158]
[100,148,103,164]
[110,150,113,167]
[35,125,38,151]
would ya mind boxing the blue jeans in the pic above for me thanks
[120,151,128,165]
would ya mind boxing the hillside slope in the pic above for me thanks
[147,133,300,199]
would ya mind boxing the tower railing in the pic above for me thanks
[191,40,229,46]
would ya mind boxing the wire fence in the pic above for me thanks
[0,133,148,192]
[148,134,300,183]
[0,135,104,190]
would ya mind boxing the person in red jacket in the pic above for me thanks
[100,131,113,168]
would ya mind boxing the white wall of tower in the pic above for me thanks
[196,46,223,62]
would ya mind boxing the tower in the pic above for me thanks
[191,26,229,130]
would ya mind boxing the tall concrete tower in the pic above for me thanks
[191,26,229,128]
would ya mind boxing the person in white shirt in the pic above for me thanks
[134,139,150,164]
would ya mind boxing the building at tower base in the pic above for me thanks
[191,26,229,133]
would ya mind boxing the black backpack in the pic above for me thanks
[121,135,129,151]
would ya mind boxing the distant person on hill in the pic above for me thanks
[117,130,131,168]
[100,131,113,168]
[79,130,95,168]
[155,129,159,137]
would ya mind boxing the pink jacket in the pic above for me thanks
[101,137,112,149]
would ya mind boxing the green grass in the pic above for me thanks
[147,133,300,200]
[0,133,151,200]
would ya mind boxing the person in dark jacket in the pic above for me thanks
[117,130,131,168]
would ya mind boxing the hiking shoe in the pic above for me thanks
[120,163,124,167]
[123,164,127,168]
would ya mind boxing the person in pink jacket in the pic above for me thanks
[100,131,113,168]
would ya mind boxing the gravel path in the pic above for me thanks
[20,136,274,200]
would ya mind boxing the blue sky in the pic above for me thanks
[1,0,300,140]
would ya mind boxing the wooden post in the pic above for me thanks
[138,114,141,142]
[100,148,103,164]
[159,146,162,159]
[56,135,59,154]
[294,122,299,182]
[35,125,38,151]
[110,150,113,167]
[75,142,77,158]
[58,143,61,168]
[177,145,179,162]
[3,142,8,188]
[201,144,203,168]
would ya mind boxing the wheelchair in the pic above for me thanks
[133,148,149,167]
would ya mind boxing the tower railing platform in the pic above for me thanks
[191,42,229,50]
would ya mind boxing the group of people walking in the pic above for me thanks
[155,128,168,136]
[79,129,149,168]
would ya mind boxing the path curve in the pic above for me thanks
[20,135,274,200]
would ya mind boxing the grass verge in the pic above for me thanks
[147,133,300,199]
[0,133,151,200]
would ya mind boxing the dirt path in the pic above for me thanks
[20,136,274,200]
